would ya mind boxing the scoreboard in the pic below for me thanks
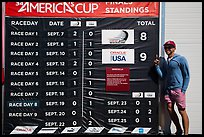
[3,2,160,135]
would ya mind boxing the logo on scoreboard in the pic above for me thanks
[70,21,81,27]
[108,127,128,133]
[102,29,134,44]
[132,92,143,98]
[131,127,151,134]
[37,127,58,134]
[10,126,38,134]
[61,127,81,133]
[102,49,134,64]
[86,21,97,27]
[144,92,155,98]
[84,127,105,133]
[17,2,99,14]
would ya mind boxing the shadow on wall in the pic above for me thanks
[148,57,172,135]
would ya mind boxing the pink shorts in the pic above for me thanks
[164,88,186,110]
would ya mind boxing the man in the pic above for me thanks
[154,40,190,135]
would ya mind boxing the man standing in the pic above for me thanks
[154,40,190,135]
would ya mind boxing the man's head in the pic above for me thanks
[163,40,176,57]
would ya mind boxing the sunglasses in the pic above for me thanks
[164,46,174,49]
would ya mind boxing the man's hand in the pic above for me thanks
[154,54,160,66]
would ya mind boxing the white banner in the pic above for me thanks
[102,49,134,64]
[102,29,134,44]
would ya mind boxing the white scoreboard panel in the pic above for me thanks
[3,2,160,135]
